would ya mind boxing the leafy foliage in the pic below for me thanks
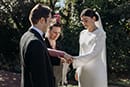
[0,0,35,72]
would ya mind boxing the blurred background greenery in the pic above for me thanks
[0,0,130,86]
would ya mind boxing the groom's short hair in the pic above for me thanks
[29,3,52,25]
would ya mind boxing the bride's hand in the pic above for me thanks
[75,72,78,81]
[64,53,72,59]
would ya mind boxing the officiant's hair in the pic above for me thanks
[50,22,62,30]
[80,8,99,21]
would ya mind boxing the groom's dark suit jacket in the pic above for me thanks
[20,28,55,87]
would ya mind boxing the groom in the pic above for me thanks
[20,4,55,87]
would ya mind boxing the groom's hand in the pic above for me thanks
[66,58,73,64]
[64,53,73,64]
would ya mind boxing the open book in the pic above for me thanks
[47,48,65,58]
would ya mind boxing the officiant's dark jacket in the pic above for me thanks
[45,38,61,65]
[20,28,55,87]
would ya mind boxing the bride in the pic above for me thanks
[73,8,108,87]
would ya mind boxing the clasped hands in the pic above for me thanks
[63,52,73,64]
[47,48,74,64]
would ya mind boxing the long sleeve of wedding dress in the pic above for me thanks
[73,29,106,68]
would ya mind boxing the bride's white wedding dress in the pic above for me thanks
[73,28,108,87]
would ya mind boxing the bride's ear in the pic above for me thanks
[92,16,96,21]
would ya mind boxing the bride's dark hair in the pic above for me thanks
[80,8,99,21]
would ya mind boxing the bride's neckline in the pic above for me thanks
[87,27,98,33]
